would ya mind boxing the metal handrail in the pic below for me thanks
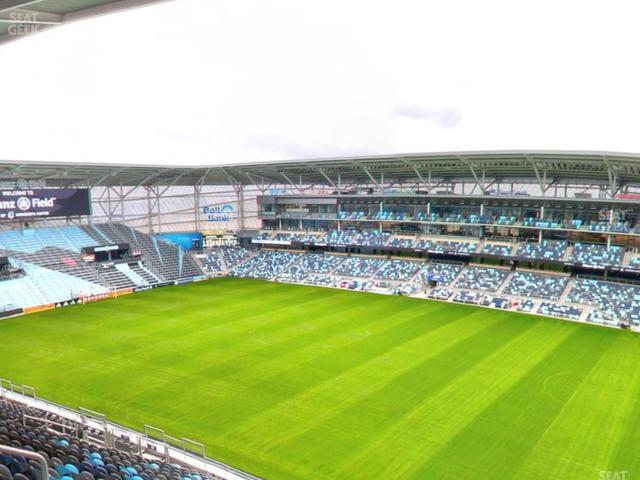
[0,444,49,480]
[23,414,77,435]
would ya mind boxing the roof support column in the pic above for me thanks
[120,184,125,223]
[146,187,153,234]
[233,183,245,232]
[155,187,162,234]
[106,186,112,223]
[194,184,201,232]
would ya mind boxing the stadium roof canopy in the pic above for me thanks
[1,151,640,193]
[0,0,169,45]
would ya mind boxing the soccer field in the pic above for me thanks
[1,277,639,479]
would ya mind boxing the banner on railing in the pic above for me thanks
[23,304,55,314]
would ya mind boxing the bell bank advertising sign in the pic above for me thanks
[203,204,234,222]
[0,189,91,221]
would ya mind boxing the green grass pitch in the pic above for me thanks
[1,277,640,479]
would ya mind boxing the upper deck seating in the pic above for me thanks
[317,229,359,246]
[414,240,477,255]
[569,243,625,268]
[481,243,514,256]
[358,230,390,247]
[337,211,365,220]
[387,237,416,249]
[588,222,630,233]
[497,215,517,225]
[523,217,563,229]
[628,256,640,270]
[273,232,320,243]
[515,240,567,262]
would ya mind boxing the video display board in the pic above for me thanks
[0,189,91,221]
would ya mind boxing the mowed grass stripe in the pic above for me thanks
[115,296,438,434]
[220,307,498,455]
[197,301,455,435]
[544,335,640,479]
[410,325,617,479]
[514,332,640,480]
[333,319,577,479]
[8,282,372,399]
[270,310,533,476]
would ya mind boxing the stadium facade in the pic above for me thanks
[2,150,640,236]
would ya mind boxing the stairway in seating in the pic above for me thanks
[497,270,514,294]
[98,265,137,289]
[115,263,147,287]
[563,246,573,263]
[558,277,574,303]
[131,262,160,284]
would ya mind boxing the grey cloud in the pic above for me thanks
[244,133,374,159]
[393,105,461,128]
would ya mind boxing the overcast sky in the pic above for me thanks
[0,0,639,165]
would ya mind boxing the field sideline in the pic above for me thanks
[1,277,639,479]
